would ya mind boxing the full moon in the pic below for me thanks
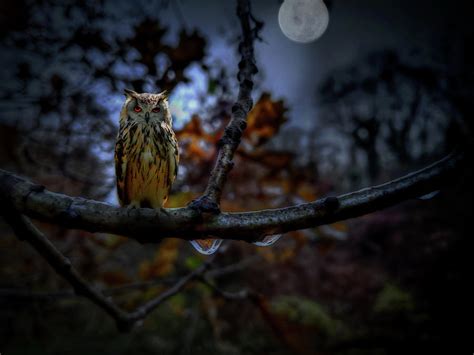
[278,0,329,43]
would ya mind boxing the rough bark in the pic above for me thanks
[0,152,464,243]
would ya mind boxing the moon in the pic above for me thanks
[278,0,329,43]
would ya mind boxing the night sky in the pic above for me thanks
[156,0,473,130]
[1,0,472,130]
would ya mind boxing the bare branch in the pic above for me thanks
[0,279,178,303]
[189,0,260,212]
[1,210,131,330]
[199,275,254,301]
[0,152,464,242]
[124,256,215,324]
[0,255,253,302]
[0,210,216,331]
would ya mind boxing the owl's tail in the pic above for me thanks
[189,239,223,255]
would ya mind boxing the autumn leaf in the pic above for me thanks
[176,115,212,141]
[238,149,294,170]
[138,239,182,280]
[101,270,131,286]
[244,92,288,146]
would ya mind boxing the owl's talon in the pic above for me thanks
[187,196,220,214]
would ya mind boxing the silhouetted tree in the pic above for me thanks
[316,48,466,186]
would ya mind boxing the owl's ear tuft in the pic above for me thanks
[124,88,138,98]
[159,90,169,101]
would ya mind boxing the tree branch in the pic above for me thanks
[189,0,260,212]
[0,151,464,242]
[0,255,255,302]
[1,210,131,330]
[123,257,214,325]
[0,209,216,331]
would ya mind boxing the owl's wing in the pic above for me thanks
[169,141,179,185]
[114,135,129,206]
[161,138,179,205]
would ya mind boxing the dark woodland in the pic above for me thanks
[0,0,472,354]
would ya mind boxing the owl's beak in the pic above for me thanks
[145,112,150,123]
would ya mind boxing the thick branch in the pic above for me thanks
[0,152,464,242]
[189,0,260,212]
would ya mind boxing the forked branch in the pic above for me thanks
[189,0,260,213]
[1,208,216,331]
[0,151,465,242]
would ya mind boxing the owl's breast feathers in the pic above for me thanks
[115,120,179,208]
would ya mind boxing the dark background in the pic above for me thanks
[0,0,472,354]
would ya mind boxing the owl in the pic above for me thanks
[115,89,215,254]
[115,89,178,210]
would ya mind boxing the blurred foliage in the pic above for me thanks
[272,295,345,337]
[373,283,414,315]
[138,239,182,280]
[315,46,472,188]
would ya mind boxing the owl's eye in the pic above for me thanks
[134,105,142,112]
[152,107,161,113]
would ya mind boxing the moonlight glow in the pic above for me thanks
[278,0,329,43]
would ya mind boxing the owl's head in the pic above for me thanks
[121,89,171,125]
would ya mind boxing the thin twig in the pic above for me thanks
[199,275,253,301]
[205,254,261,278]
[1,210,217,331]
[124,255,216,324]
[1,211,131,331]
[0,254,257,302]
[188,0,260,212]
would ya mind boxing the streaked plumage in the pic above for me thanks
[115,89,216,254]
[115,89,178,209]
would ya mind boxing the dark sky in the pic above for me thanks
[160,0,473,129]
[1,0,472,132]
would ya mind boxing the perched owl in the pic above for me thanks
[115,89,216,254]
[115,89,178,209]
